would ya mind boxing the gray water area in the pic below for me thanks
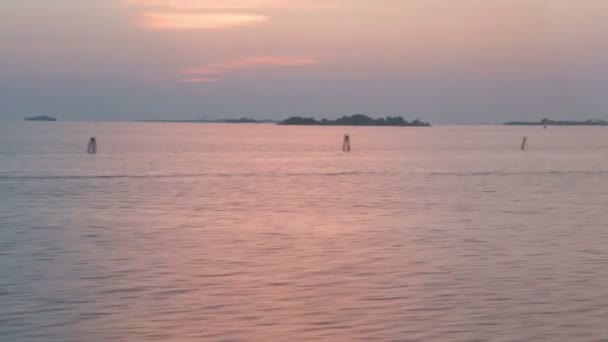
[1,122,608,341]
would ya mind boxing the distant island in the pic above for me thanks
[280,114,430,127]
[24,115,57,122]
[135,114,430,126]
[223,117,269,123]
[505,118,608,126]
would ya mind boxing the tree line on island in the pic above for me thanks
[24,115,57,121]
[280,114,430,127]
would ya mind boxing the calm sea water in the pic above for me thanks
[1,122,608,341]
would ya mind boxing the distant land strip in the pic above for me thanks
[134,114,431,126]
[280,114,431,127]
[504,118,608,126]
[24,115,57,121]
[135,118,277,124]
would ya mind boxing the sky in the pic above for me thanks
[1,0,608,123]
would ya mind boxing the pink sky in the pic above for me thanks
[1,0,608,122]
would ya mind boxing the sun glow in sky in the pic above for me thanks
[1,0,608,122]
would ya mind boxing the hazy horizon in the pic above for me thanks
[9,116,607,125]
[2,0,608,123]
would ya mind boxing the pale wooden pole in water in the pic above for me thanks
[521,137,527,151]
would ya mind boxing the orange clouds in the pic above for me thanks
[138,12,268,30]
[128,0,342,11]
[128,0,345,30]
[188,56,320,74]
[181,56,320,82]
[125,1,324,85]
[178,77,221,83]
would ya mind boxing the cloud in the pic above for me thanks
[138,12,268,30]
[128,0,342,11]
[127,0,345,30]
[185,56,319,75]
[180,56,319,82]
[178,77,221,83]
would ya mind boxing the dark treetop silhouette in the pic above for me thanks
[280,114,430,127]
[24,115,57,122]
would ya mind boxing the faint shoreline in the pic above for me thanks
[134,118,278,124]
[505,119,608,126]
